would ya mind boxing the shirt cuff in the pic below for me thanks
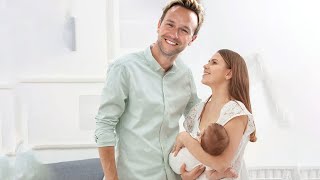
[95,133,116,147]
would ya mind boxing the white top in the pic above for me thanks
[169,100,256,180]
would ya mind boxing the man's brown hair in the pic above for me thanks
[160,0,205,35]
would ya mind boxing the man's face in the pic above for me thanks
[156,6,198,57]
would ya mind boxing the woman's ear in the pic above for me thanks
[226,70,232,80]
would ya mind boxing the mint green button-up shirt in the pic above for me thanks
[95,46,200,180]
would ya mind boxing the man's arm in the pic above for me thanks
[184,69,201,117]
[98,147,118,180]
[95,63,129,179]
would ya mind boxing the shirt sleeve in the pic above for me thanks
[94,62,129,147]
[184,69,201,117]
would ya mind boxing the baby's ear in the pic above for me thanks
[196,131,202,142]
[199,131,205,141]
[197,136,202,143]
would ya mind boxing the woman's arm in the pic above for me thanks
[174,115,248,172]
[174,132,228,172]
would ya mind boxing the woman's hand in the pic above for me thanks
[180,163,205,180]
[171,131,189,156]
[205,167,238,180]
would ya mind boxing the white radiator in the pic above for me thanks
[248,167,320,180]
[299,167,320,180]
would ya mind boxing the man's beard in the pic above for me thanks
[157,37,184,57]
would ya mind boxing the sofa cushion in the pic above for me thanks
[46,158,103,180]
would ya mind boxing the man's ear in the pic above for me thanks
[188,35,197,46]
[157,20,162,33]
[226,70,232,80]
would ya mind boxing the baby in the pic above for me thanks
[169,123,237,180]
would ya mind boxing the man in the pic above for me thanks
[95,0,205,179]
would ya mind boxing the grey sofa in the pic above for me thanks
[46,158,104,180]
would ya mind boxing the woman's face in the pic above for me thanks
[201,53,231,87]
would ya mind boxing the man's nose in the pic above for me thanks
[168,28,179,39]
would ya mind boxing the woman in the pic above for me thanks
[171,49,257,180]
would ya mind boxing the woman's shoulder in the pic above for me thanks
[218,100,252,125]
[222,100,250,114]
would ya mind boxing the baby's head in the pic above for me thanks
[200,123,229,156]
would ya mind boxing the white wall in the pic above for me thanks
[1,0,319,166]
[0,87,16,153]
[1,0,108,78]
[195,0,320,166]
[118,0,320,166]
[0,0,109,162]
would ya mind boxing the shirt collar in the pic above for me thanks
[144,45,178,74]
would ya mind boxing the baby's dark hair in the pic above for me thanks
[200,123,230,156]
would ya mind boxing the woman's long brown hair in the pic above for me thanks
[218,49,256,142]
[199,49,257,142]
